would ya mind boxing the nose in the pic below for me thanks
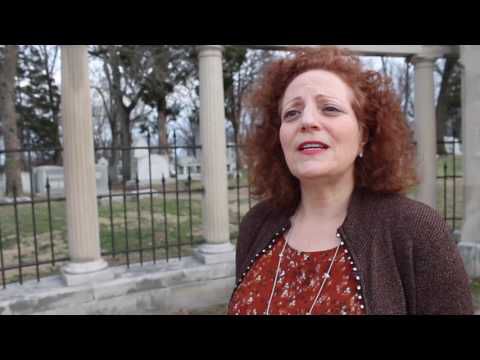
[300,103,323,131]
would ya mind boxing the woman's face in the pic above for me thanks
[279,69,364,183]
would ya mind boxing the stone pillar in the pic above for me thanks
[413,55,437,209]
[193,45,235,265]
[458,45,480,278]
[60,46,113,285]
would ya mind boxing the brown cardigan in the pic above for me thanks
[233,187,474,315]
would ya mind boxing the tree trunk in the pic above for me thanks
[106,46,133,183]
[108,116,121,185]
[0,45,23,196]
[42,47,63,166]
[157,107,169,155]
[436,57,457,155]
[119,105,132,182]
[403,60,411,116]
[453,116,462,142]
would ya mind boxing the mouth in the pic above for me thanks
[297,141,330,155]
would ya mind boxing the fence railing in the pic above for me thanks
[0,134,463,289]
[436,135,463,235]
[95,132,208,269]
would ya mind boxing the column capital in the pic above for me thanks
[196,45,224,57]
[411,54,437,66]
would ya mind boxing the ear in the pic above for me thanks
[359,123,369,149]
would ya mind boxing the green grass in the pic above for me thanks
[437,155,463,177]
[98,197,204,258]
[407,155,465,232]
[0,158,465,285]
[437,155,464,232]
[0,188,251,284]
[470,278,480,311]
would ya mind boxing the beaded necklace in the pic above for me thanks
[265,215,342,315]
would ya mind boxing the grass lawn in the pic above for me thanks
[0,156,465,286]
[471,278,480,312]
[0,186,252,285]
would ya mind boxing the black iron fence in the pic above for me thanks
[436,135,464,235]
[0,143,68,288]
[95,132,206,269]
[0,134,463,289]
[0,133,257,289]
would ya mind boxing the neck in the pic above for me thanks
[296,172,355,223]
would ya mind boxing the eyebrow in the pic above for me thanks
[282,94,344,110]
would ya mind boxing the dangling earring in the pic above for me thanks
[359,152,364,159]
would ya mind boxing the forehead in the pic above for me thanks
[282,69,354,106]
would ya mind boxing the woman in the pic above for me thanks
[228,47,473,315]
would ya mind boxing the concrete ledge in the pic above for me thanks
[0,256,235,315]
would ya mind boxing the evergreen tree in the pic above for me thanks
[16,45,61,165]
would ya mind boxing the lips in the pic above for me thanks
[297,141,330,151]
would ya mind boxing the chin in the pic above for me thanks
[294,171,331,181]
[291,163,342,181]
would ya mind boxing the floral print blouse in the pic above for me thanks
[228,235,366,315]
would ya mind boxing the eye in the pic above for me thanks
[283,109,301,121]
[323,106,341,113]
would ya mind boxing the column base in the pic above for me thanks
[193,242,235,265]
[61,259,114,287]
[458,242,480,278]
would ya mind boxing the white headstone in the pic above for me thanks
[137,154,170,183]
[21,172,31,194]
[34,166,65,194]
[0,172,32,195]
[176,156,202,181]
[133,136,149,159]
[95,164,109,195]
[0,173,4,194]
[97,157,109,168]
[33,165,108,196]
[443,136,463,156]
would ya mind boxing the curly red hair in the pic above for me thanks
[243,46,418,210]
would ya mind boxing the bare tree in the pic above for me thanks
[225,49,273,145]
[436,56,458,155]
[0,45,23,196]
[373,55,461,155]
[90,45,150,183]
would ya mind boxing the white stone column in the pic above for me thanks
[413,55,437,209]
[193,45,235,265]
[60,46,113,285]
[458,45,480,277]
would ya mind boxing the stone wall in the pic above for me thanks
[0,257,235,315]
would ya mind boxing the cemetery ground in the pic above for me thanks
[1,155,478,314]
[0,177,252,285]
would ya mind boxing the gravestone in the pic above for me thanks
[0,172,32,195]
[133,136,171,184]
[443,136,463,156]
[95,162,109,195]
[34,166,64,195]
[177,156,202,181]
[33,165,109,196]
[137,154,170,184]
[97,157,109,168]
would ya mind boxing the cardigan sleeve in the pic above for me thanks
[235,201,272,283]
[411,205,474,315]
